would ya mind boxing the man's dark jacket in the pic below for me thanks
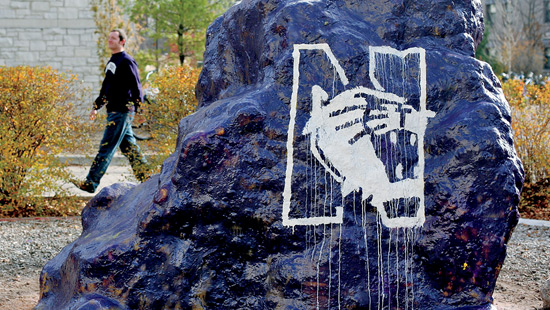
[94,51,143,113]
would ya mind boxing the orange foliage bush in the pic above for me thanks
[140,65,200,173]
[502,77,550,218]
[502,78,550,183]
[0,66,90,215]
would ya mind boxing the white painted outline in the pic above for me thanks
[368,45,435,228]
[283,43,435,228]
[283,44,346,227]
[369,46,426,92]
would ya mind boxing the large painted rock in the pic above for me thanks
[37,0,523,309]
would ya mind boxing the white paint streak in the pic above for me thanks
[338,220,342,310]
[362,200,372,307]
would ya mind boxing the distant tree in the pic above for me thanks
[519,0,545,72]
[486,0,544,74]
[476,27,505,74]
[125,0,233,68]
[91,0,143,76]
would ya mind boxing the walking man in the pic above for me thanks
[72,29,149,193]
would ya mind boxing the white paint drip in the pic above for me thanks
[338,220,342,309]
[328,179,334,307]
[361,200,372,307]
[387,221,393,309]
[396,228,401,309]
[377,213,384,309]
[411,228,418,309]
[317,222,326,310]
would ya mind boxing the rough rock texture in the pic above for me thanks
[542,279,550,309]
[37,0,523,309]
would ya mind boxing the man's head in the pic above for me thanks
[108,29,127,53]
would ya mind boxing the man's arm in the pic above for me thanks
[91,88,108,120]
[127,59,144,110]
[92,64,110,117]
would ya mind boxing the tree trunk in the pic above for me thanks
[178,23,185,65]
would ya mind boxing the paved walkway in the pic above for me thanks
[53,128,155,197]
[52,154,138,198]
[518,218,550,227]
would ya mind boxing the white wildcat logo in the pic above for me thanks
[283,44,435,228]
[105,62,116,75]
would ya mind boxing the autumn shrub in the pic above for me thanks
[502,77,550,218]
[140,65,200,173]
[0,66,92,216]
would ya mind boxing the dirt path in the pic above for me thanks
[0,273,40,310]
[493,281,542,310]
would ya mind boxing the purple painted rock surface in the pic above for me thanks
[37,0,523,309]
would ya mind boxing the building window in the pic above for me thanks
[486,4,496,26]
[545,0,550,23]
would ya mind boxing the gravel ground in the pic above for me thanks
[0,217,547,309]
[0,217,81,310]
[493,222,550,310]
[0,217,81,279]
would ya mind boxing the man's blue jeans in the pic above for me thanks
[86,111,148,191]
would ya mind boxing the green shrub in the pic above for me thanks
[140,65,200,173]
[0,66,92,215]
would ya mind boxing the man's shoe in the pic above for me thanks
[70,179,95,193]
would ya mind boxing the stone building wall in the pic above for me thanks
[0,0,100,113]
